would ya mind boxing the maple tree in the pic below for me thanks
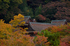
[0,14,50,46]
[9,14,25,27]
[33,35,50,46]
[0,19,13,39]
[0,17,70,46]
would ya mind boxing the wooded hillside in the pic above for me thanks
[0,0,70,23]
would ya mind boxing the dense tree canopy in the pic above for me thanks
[0,0,23,23]
[0,0,70,23]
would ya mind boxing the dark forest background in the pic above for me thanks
[0,0,70,23]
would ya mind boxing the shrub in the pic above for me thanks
[33,35,50,46]
[0,19,14,39]
[0,34,35,46]
[47,23,70,36]
[38,30,60,46]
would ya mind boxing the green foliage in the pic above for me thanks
[38,30,60,46]
[12,0,23,4]
[35,4,42,17]
[0,0,70,23]
[44,0,52,3]
[0,0,23,23]
[3,0,10,3]
[23,7,34,17]
[19,0,34,18]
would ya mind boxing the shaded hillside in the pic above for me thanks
[0,0,70,23]
[42,1,70,22]
[26,0,70,22]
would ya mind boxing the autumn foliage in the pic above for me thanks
[47,23,70,35]
[0,16,70,46]
[0,14,70,46]
[9,14,25,27]
[0,14,49,46]
[45,23,70,46]
[33,35,50,46]
[0,19,13,39]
